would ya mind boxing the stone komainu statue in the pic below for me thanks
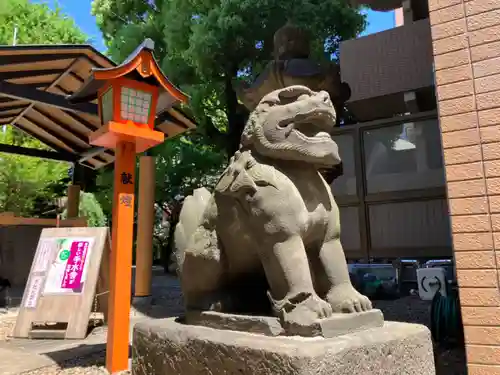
[174,85,372,328]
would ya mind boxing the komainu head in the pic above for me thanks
[240,85,341,168]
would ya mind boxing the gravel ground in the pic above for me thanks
[18,352,112,375]
[0,315,15,341]
[374,297,467,375]
[0,313,121,375]
[0,277,466,375]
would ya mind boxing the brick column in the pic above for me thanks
[430,0,500,373]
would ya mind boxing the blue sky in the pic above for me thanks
[32,0,395,52]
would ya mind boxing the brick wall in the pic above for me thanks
[429,0,500,374]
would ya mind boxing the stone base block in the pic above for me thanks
[132,318,436,375]
[185,309,384,338]
[132,295,153,307]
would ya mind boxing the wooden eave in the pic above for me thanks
[0,43,196,169]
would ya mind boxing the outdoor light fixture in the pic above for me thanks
[96,78,157,136]
[70,38,188,153]
[69,38,188,375]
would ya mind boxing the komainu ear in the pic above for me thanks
[216,168,258,197]
[229,170,258,195]
[216,151,259,196]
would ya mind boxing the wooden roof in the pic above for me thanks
[0,44,196,169]
[70,39,188,108]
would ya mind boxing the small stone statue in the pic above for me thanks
[174,85,372,333]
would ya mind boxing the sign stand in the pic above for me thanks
[12,227,110,340]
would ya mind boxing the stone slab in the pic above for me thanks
[185,309,384,338]
[132,296,153,307]
[132,318,436,375]
[0,347,55,375]
[0,315,148,375]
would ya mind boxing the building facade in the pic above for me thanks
[340,0,500,373]
[332,0,451,262]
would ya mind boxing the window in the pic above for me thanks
[363,120,445,193]
[120,87,152,124]
[100,87,114,125]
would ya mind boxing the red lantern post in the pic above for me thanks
[70,39,188,374]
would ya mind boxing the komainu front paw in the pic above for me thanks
[269,291,333,326]
[326,284,372,313]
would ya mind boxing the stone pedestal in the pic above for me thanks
[185,309,385,337]
[132,318,436,375]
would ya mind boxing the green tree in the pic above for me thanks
[0,0,88,45]
[152,134,226,269]
[92,0,366,154]
[0,127,68,216]
[61,192,107,227]
[0,0,90,216]
[92,133,226,268]
[92,0,365,270]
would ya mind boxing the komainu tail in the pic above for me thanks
[173,187,212,275]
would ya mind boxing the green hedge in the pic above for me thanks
[61,191,107,227]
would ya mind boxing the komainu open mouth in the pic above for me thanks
[292,109,335,141]
[294,122,331,140]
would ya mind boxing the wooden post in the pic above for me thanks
[72,39,187,373]
[106,141,136,374]
[135,156,155,298]
[66,184,80,218]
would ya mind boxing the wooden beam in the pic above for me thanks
[22,115,78,152]
[0,69,63,80]
[0,103,29,112]
[78,147,107,163]
[155,110,188,129]
[31,108,90,145]
[0,143,75,162]
[0,114,17,121]
[69,71,85,83]
[0,81,98,115]
[0,215,85,227]
[12,122,73,155]
[0,53,83,65]
[63,110,99,130]
[11,58,82,134]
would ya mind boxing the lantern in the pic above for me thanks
[70,38,188,153]
[69,39,188,375]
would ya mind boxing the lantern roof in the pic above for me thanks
[69,39,188,114]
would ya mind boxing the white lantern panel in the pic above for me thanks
[120,87,152,124]
[100,87,114,125]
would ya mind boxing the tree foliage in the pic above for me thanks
[61,192,107,227]
[0,0,88,45]
[0,0,89,217]
[0,127,68,216]
[153,134,227,205]
[91,133,226,267]
[93,133,227,227]
[91,0,366,269]
[92,0,366,153]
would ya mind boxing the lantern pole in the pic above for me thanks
[106,140,136,373]
[68,39,190,374]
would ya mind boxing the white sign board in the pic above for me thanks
[24,275,44,309]
[13,227,109,340]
